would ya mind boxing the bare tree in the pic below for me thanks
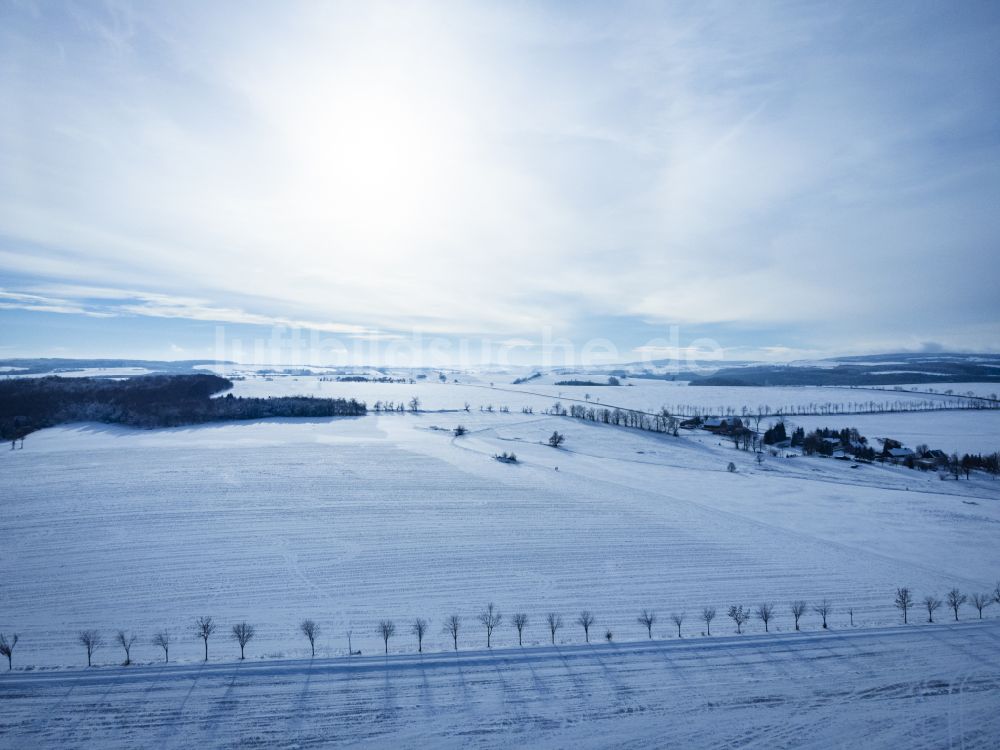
[894,588,913,624]
[637,609,656,639]
[848,607,855,627]
[971,592,992,619]
[0,633,18,670]
[231,622,255,660]
[152,631,171,663]
[409,396,420,412]
[78,630,103,667]
[512,613,528,646]
[411,618,428,653]
[548,431,565,448]
[453,425,467,437]
[946,588,967,621]
[923,596,942,623]
[300,619,320,658]
[378,620,396,654]
[477,603,503,648]
[116,630,137,666]
[547,613,563,644]
[346,629,355,656]
[444,615,460,651]
[727,605,750,634]
[671,613,684,638]
[756,603,775,633]
[701,607,716,636]
[576,611,595,643]
[194,616,216,662]
[790,601,806,631]
[813,599,832,629]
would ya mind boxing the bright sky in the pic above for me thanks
[1,1,999,365]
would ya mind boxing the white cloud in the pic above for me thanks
[1,1,998,352]
[0,290,114,317]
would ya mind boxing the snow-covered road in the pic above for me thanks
[2,620,999,748]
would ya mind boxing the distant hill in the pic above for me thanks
[0,358,233,376]
[688,353,1000,387]
[3,352,998,387]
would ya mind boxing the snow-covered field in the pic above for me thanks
[2,622,998,748]
[222,373,995,416]
[3,412,998,668]
[215,375,1000,455]
[3,402,1000,746]
[786,411,1000,456]
[864,382,1000,400]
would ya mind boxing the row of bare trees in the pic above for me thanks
[71,617,256,668]
[3,585,998,670]
[386,606,601,651]
[637,599,833,639]
[663,397,999,419]
[894,586,993,624]
[25,615,390,668]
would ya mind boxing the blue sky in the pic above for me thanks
[2,1,999,366]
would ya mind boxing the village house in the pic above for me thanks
[886,447,915,464]
[702,417,730,433]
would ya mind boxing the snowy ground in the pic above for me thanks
[222,373,999,417]
[3,400,1000,746]
[2,621,999,748]
[862,383,1000,400]
[219,375,1000,455]
[785,411,1000,456]
[3,412,998,669]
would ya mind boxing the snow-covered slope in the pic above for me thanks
[2,413,998,668]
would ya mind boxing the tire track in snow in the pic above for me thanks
[4,623,1000,748]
